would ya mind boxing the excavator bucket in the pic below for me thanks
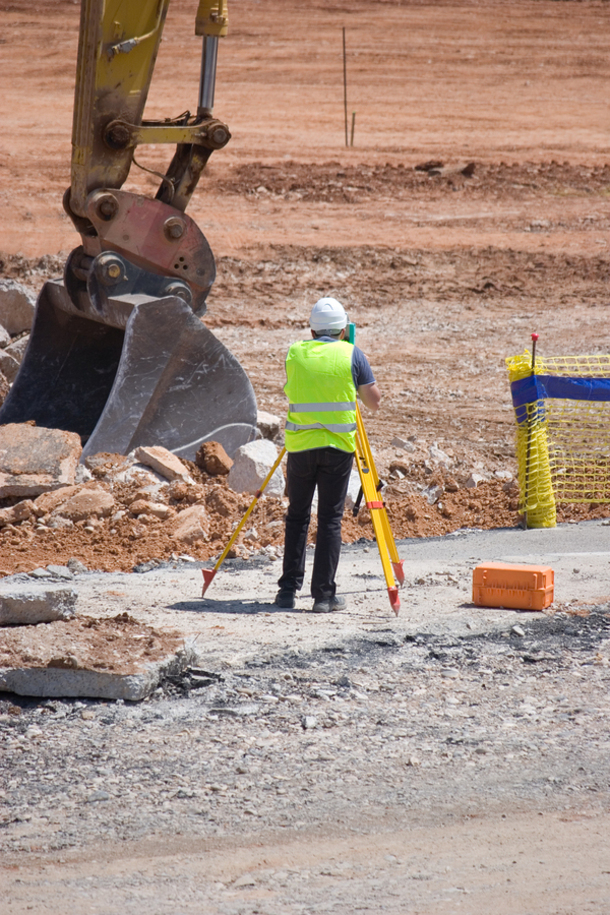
[0,278,257,460]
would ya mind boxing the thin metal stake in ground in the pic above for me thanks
[201,447,287,597]
[343,27,349,147]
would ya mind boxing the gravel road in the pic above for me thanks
[2,522,610,913]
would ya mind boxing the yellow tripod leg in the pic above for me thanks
[201,447,286,596]
[355,407,404,586]
[355,407,402,614]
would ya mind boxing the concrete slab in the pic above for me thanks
[0,583,76,625]
[0,644,196,701]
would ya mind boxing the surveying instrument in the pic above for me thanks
[202,324,404,613]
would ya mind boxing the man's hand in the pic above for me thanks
[358,382,381,413]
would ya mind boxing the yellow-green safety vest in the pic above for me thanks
[284,339,357,453]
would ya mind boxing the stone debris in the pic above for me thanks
[196,441,233,475]
[52,486,115,522]
[0,582,76,625]
[0,348,19,382]
[465,472,488,489]
[46,565,74,580]
[0,324,10,347]
[5,334,29,364]
[392,435,416,452]
[32,485,80,517]
[133,445,193,483]
[0,499,35,527]
[344,468,363,511]
[0,423,82,498]
[429,443,454,468]
[227,440,285,497]
[0,279,36,335]
[256,410,282,441]
[128,499,171,519]
[170,503,209,545]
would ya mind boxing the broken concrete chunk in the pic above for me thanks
[0,583,77,626]
[227,440,285,497]
[0,348,20,383]
[344,468,364,511]
[5,334,30,365]
[0,371,8,408]
[0,644,195,701]
[133,445,192,482]
[0,279,36,335]
[32,485,80,517]
[46,565,74,580]
[391,436,416,453]
[83,452,132,478]
[129,499,170,519]
[0,499,35,527]
[465,473,488,488]
[196,441,233,475]
[0,424,82,498]
[170,504,209,545]
[47,516,74,530]
[54,486,115,521]
[428,444,453,468]
[257,410,282,441]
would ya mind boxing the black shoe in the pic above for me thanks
[275,589,296,609]
[310,595,347,614]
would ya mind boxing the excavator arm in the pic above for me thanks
[0,0,257,460]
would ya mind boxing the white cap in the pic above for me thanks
[309,297,348,333]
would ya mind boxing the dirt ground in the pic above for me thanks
[1,0,610,910]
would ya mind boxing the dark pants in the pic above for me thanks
[278,447,354,601]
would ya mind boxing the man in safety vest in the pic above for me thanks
[275,297,381,612]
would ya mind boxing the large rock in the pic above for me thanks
[196,441,233,475]
[0,280,35,335]
[0,583,77,626]
[133,445,192,482]
[227,440,285,497]
[257,410,282,441]
[170,504,209,544]
[0,424,82,498]
[54,486,115,521]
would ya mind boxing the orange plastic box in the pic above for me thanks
[472,562,554,611]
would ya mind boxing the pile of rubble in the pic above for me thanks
[0,419,291,575]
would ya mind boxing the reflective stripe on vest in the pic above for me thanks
[289,401,356,412]
[285,420,357,433]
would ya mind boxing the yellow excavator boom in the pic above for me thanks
[0,0,257,462]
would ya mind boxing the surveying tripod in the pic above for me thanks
[202,404,404,613]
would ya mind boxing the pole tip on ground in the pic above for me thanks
[388,587,400,615]
[201,568,216,597]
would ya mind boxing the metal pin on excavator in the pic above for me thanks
[0,0,257,460]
